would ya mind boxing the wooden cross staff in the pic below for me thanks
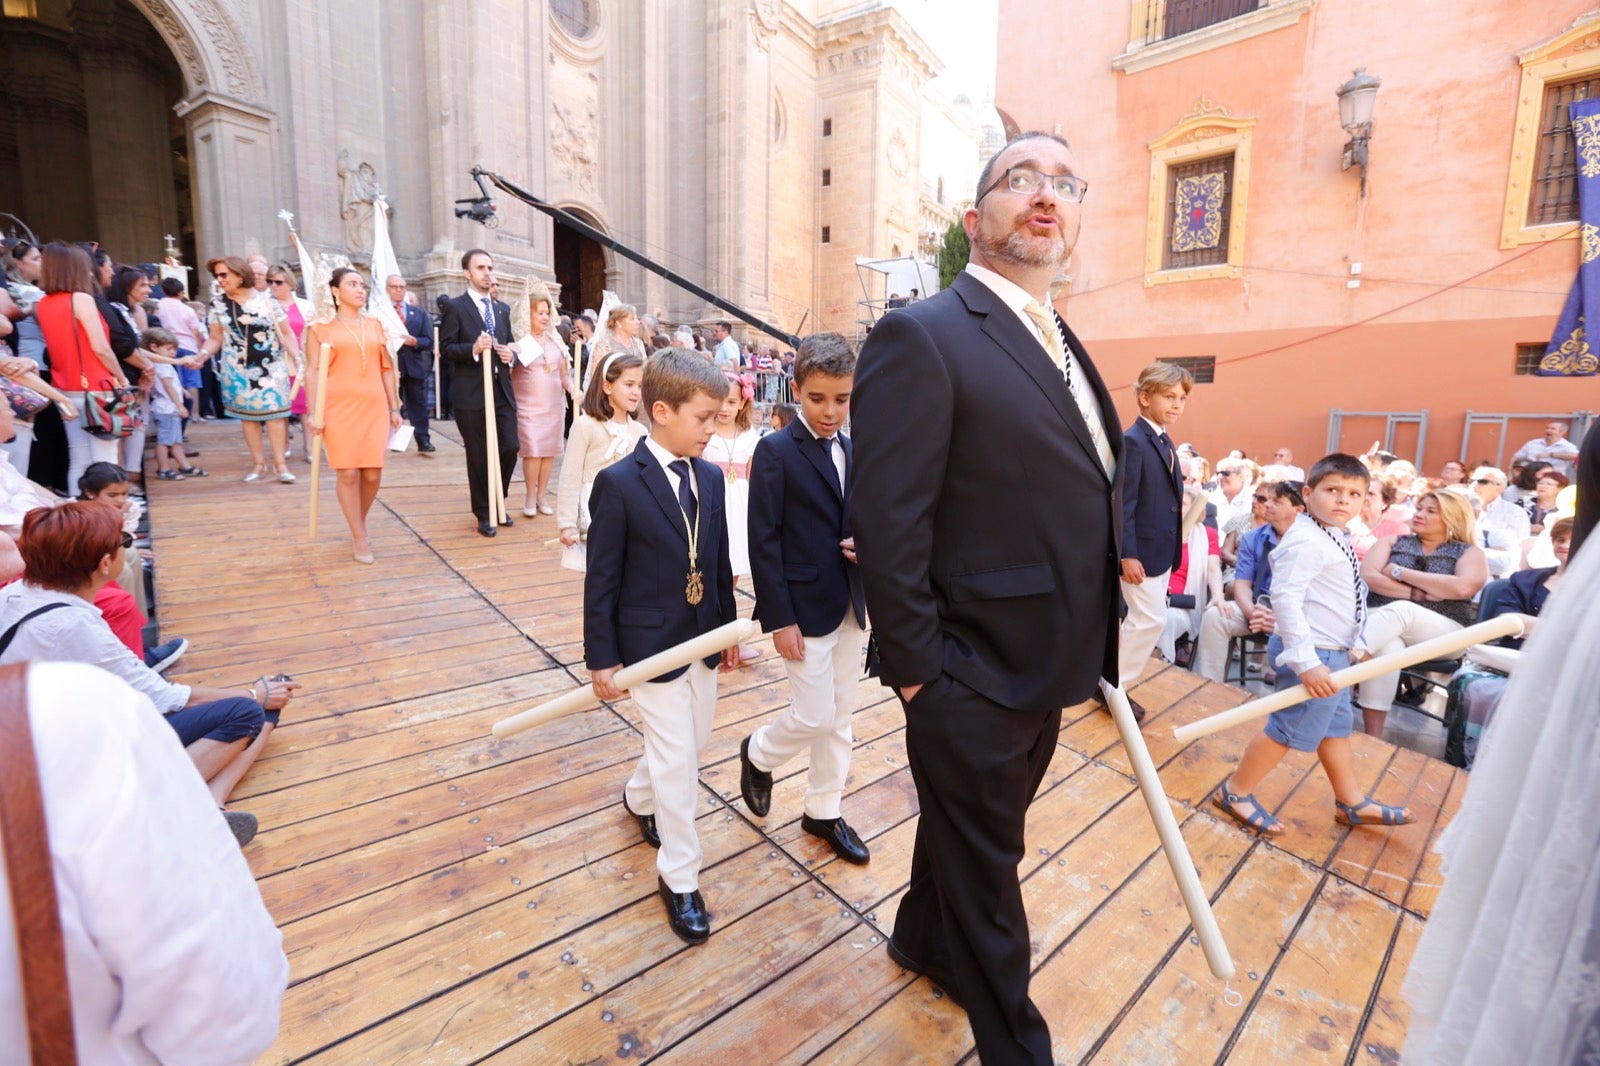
[307,343,331,539]
[1173,613,1525,744]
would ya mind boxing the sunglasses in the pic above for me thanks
[1471,478,1499,485]
[212,271,231,280]
[119,532,134,549]
[1252,495,1270,503]
[268,278,288,286]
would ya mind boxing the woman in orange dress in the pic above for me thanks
[303,267,402,564]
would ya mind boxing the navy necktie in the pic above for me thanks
[669,459,697,525]
[481,296,495,333]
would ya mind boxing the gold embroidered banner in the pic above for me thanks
[1171,172,1226,254]
[1541,99,1600,377]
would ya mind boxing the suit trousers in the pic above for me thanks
[455,401,518,521]
[1194,604,1253,682]
[897,673,1061,1065]
[749,614,861,819]
[399,372,431,446]
[1118,570,1170,689]
[624,661,719,893]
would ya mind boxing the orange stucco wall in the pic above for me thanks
[995,1,1599,473]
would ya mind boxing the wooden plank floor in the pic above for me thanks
[148,418,1456,1065]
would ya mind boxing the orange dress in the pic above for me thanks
[315,316,392,469]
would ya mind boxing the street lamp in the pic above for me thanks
[1337,68,1381,196]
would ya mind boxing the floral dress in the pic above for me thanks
[210,291,293,421]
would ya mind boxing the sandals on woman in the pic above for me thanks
[1334,796,1416,827]
[1213,784,1285,835]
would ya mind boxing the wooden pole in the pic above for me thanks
[493,619,756,737]
[1102,682,1235,981]
[307,342,331,539]
[1172,613,1526,744]
[432,325,442,419]
[481,340,504,526]
[572,334,582,394]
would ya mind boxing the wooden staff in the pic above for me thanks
[572,334,583,397]
[1172,613,1526,744]
[1103,682,1235,982]
[432,325,442,419]
[543,533,588,548]
[307,342,331,539]
[493,619,756,737]
[481,340,505,526]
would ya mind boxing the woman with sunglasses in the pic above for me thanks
[264,263,315,461]
[199,256,302,482]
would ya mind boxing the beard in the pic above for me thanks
[973,210,1078,269]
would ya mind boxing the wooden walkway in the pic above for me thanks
[148,418,1458,1065]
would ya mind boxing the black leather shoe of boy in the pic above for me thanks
[477,520,496,537]
[801,814,871,865]
[658,877,710,944]
[885,936,964,1007]
[739,736,772,816]
[622,794,660,849]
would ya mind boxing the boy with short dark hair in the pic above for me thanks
[737,333,870,864]
[584,347,738,944]
[144,328,205,481]
[1214,453,1416,835]
[1115,361,1192,720]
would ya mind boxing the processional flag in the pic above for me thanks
[367,197,409,356]
[1540,97,1600,377]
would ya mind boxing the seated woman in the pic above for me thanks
[1218,483,1266,592]
[0,502,299,843]
[1444,517,1572,768]
[1349,474,1410,559]
[1526,469,1568,535]
[1159,487,1221,664]
[78,461,186,670]
[1353,489,1490,737]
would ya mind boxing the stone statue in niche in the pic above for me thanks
[337,149,381,258]
[550,101,599,194]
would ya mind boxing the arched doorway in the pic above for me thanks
[552,209,610,317]
[0,0,192,266]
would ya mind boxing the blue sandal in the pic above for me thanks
[1334,796,1416,827]
[1213,784,1285,835]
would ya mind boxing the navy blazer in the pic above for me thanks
[852,271,1124,709]
[1121,417,1184,573]
[747,419,867,637]
[394,301,435,380]
[439,291,515,412]
[584,440,737,682]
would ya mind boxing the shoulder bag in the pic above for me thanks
[0,662,80,1064]
[72,311,141,440]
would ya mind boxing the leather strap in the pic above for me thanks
[0,663,78,1064]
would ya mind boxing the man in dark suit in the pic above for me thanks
[385,275,437,454]
[852,131,1123,1065]
[1117,362,1192,717]
[439,249,517,536]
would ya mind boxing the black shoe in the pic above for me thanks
[885,936,963,1007]
[1100,696,1147,723]
[499,515,514,527]
[623,794,660,849]
[739,736,772,817]
[477,520,497,537]
[658,877,710,944]
[418,441,436,453]
[801,814,870,865]
[222,808,259,847]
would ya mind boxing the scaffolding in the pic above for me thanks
[1325,410,1429,466]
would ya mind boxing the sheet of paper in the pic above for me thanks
[515,336,541,367]
[387,423,415,452]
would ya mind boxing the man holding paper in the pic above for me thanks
[387,275,436,454]
[440,249,518,537]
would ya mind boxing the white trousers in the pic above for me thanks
[0,420,34,479]
[624,661,718,893]
[1193,604,1252,683]
[1118,570,1170,689]
[63,417,120,496]
[1356,601,1464,713]
[749,614,861,820]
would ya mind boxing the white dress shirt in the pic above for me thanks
[0,662,288,1065]
[1478,496,1532,577]
[644,434,698,502]
[1270,514,1366,674]
[796,411,847,490]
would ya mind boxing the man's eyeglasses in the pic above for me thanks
[978,166,1088,204]
[1218,470,1239,478]
[1471,478,1499,486]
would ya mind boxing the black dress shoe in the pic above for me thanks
[801,814,870,865]
[623,794,660,849]
[499,514,514,526]
[885,936,964,1007]
[739,736,772,817]
[418,441,436,453]
[477,520,496,537]
[658,877,710,944]
[1100,696,1146,723]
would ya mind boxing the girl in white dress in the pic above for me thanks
[555,350,646,572]
[704,371,763,663]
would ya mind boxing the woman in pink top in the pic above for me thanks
[265,262,315,459]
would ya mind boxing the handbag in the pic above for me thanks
[73,319,141,440]
[0,374,49,419]
[0,662,80,1064]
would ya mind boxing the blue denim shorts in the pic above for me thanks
[154,410,183,446]
[164,696,264,746]
[1263,636,1353,752]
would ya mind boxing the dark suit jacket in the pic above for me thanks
[748,418,867,637]
[394,301,435,380]
[439,291,515,411]
[584,440,737,682]
[851,270,1124,710]
[1121,417,1184,573]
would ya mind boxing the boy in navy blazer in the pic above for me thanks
[737,334,870,865]
[1116,361,1193,719]
[584,348,737,945]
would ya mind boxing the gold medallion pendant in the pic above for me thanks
[685,568,705,606]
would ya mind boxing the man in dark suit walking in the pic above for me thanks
[439,249,518,536]
[385,274,437,454]
[852,131,1123,1065]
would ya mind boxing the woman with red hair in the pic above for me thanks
[0,502,300,843]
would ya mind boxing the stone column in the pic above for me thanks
[175,94,279,266]
[1,23,93,244]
